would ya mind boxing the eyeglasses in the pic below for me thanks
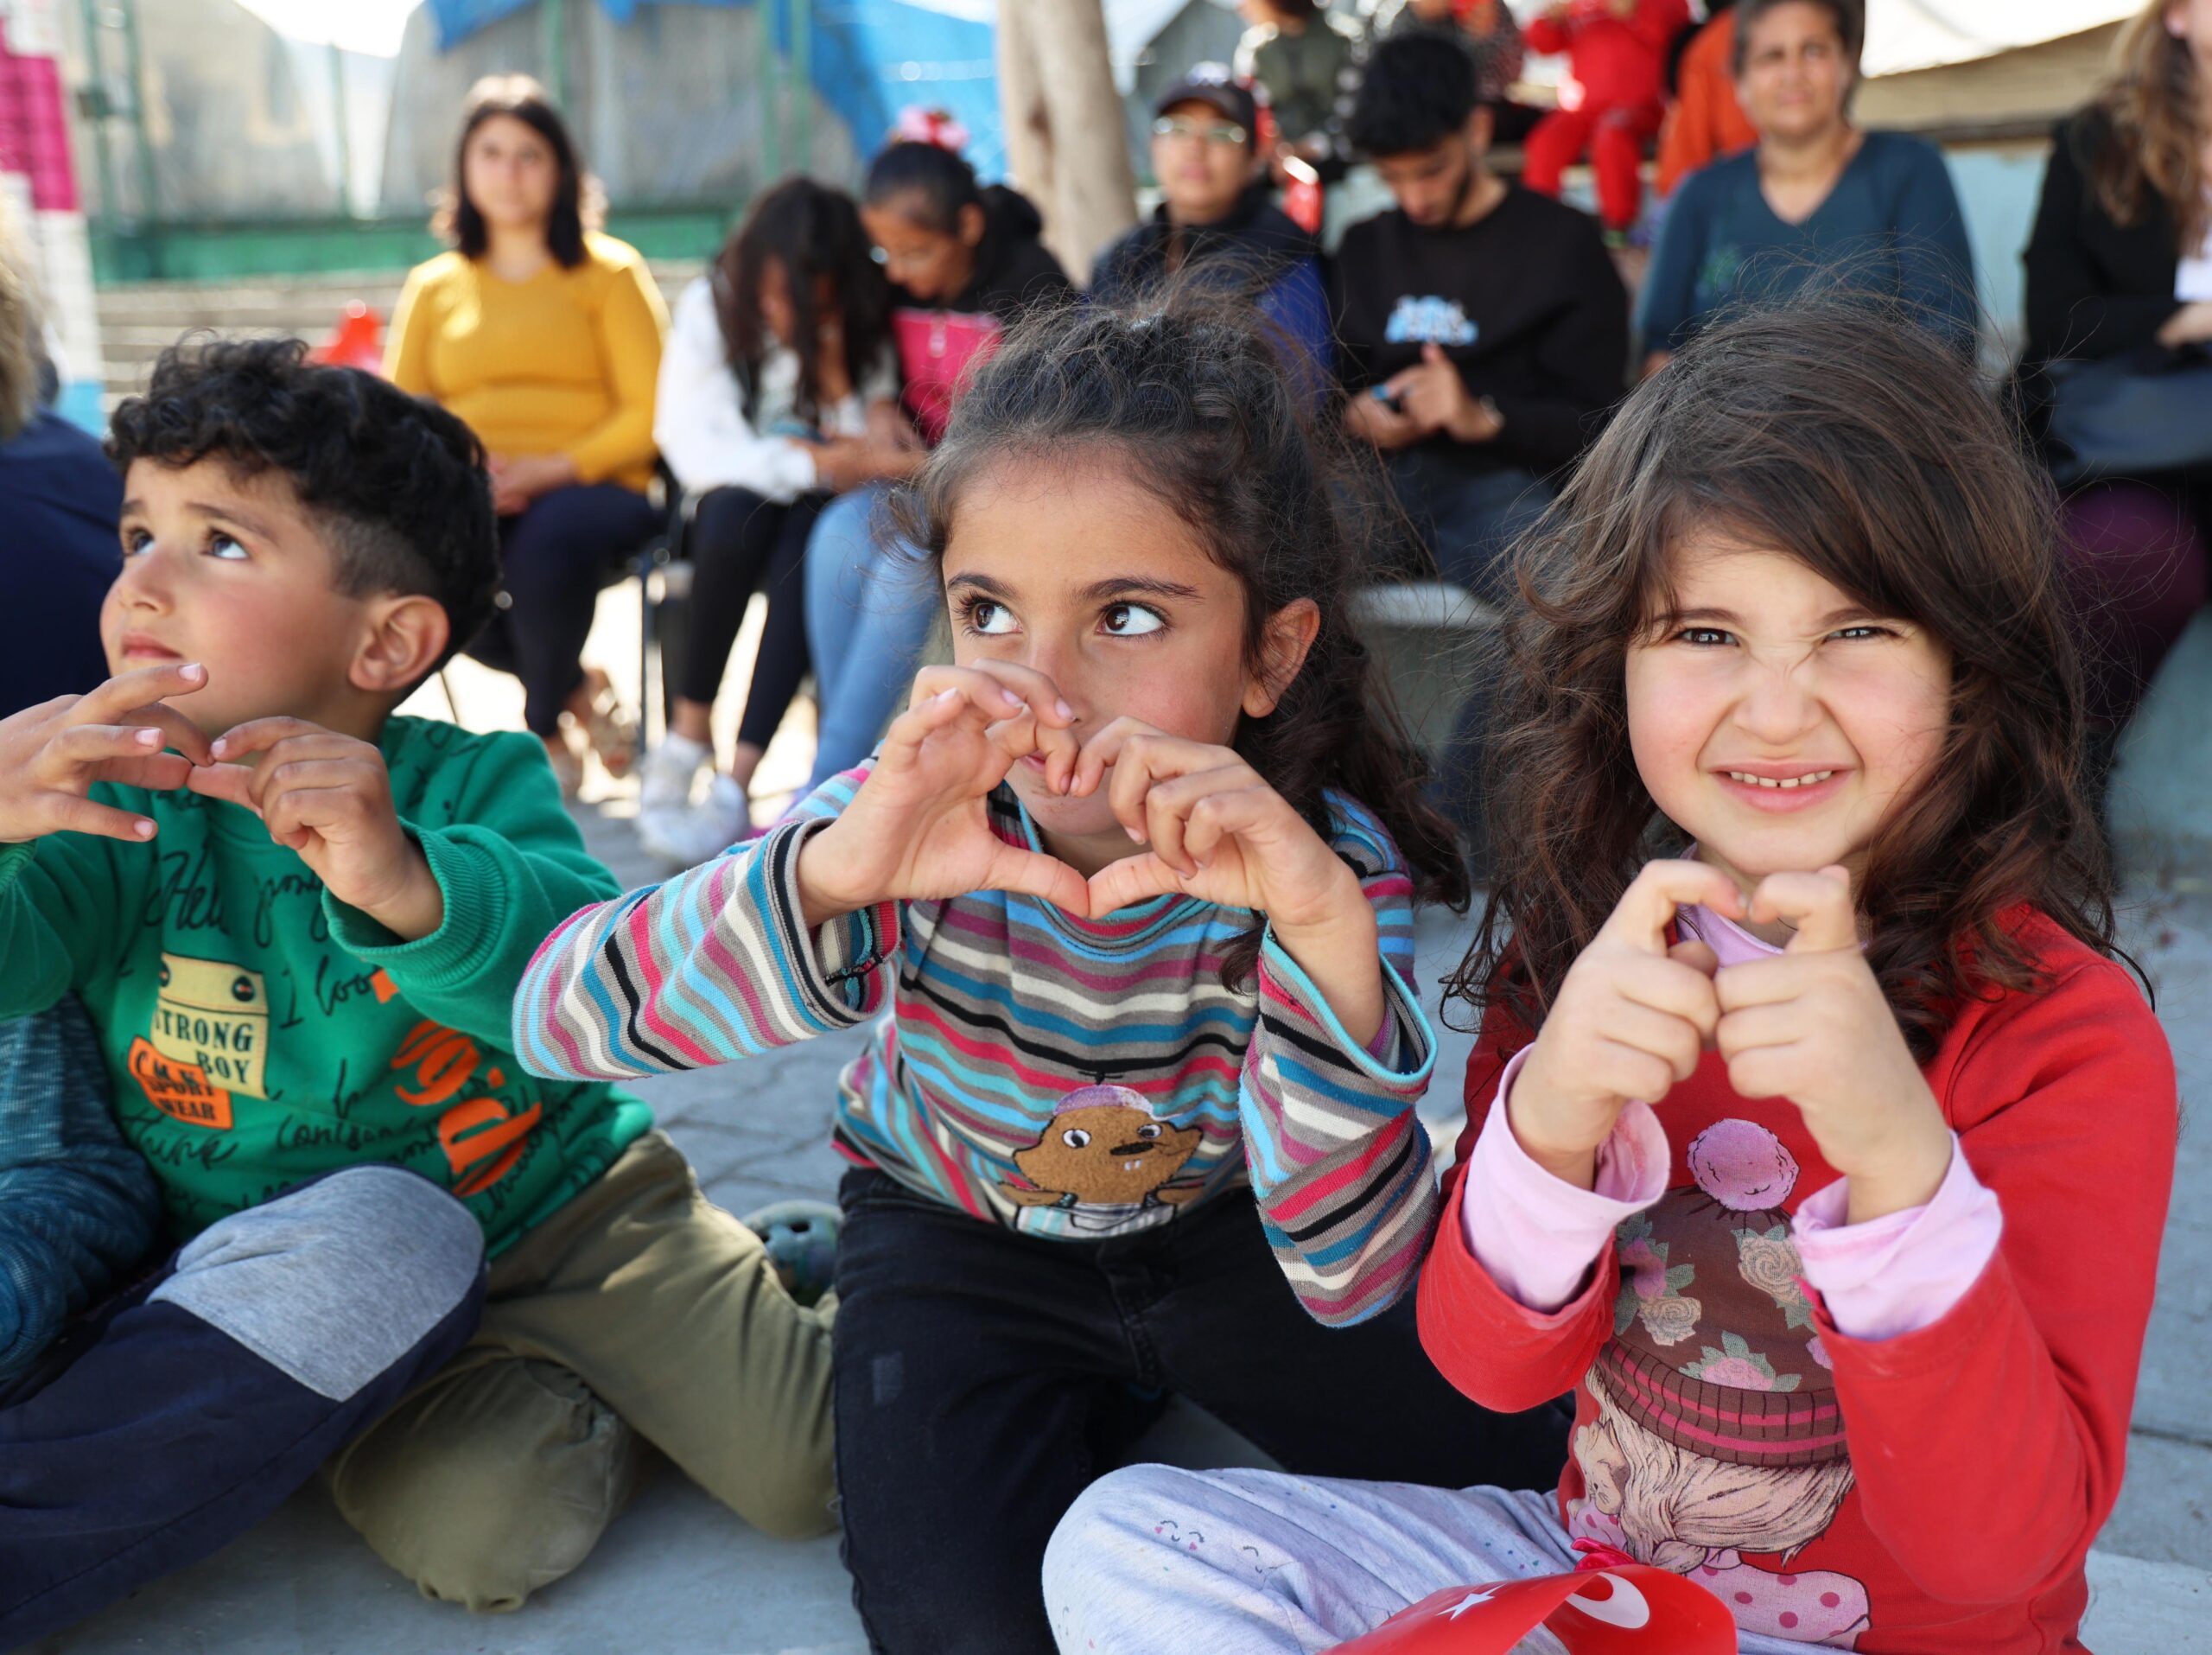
[1152,116,1248,148]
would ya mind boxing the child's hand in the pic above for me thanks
[1080,720,1390,1044]
[1077,722,1362,929]
[796,663,1091,923]
[187,719,445,940]
[1509,860,1744,1188]
[1715,867,1954,1224]
[0,662,214,845]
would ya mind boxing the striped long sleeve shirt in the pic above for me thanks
[515,767,1441,1324]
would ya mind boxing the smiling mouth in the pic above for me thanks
[1722,770,1835,790]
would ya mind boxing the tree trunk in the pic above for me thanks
[996,0,1135,286]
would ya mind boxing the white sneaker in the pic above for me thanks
[639,733,710,815]
[638,773,753,869]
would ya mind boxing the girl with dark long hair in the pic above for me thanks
[518,295,1572,1652]
[388,75,664,794]
[641,178,915,865]
[1048,300,2175,1655]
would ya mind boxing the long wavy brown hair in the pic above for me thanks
[1449,299,2117,1060]
[2089,0,2208,254]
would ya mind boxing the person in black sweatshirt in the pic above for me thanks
[1334,29,1629,599]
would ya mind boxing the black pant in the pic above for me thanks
[678,487,825,751]
[469,482,663,736]
[830,1168,1571,1655]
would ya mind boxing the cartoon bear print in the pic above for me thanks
[1003,1084,1204,1233]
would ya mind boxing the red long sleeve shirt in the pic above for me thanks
[1419,909,2175,1652]
[1524,0,1687,114]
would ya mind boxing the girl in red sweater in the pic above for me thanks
[1040,301,2175,1653]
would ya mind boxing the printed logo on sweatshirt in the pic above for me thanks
[1382,295,1478,347]
[391,1018,545,1200]
[127,1036,234,1130]
[152,952,270,1098]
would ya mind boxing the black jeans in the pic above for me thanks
[470,482,662,736]
[830,1168,1572,1655]
[678,486,826,750]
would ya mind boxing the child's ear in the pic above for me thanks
[1243,597,1322,719]
[957,201,988,250]
[350,595,452,698]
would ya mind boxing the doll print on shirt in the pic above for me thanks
[1001,1083,1205,1237]
[1572,1117,1874,1649]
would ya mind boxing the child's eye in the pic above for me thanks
[960,598,1016,637]
[207,532,249,562]
[1101,602,1165,637]
[1675,626,1735,647]
[1828,624,1894,641]
[120,527,153,558]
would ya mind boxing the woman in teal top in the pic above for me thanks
[1637,0,1974,370]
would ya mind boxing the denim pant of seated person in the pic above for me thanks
[324,1130,838,1613]
[0,1166,485,1648]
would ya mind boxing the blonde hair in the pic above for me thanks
[0,203,41,442]
[2091,0,2207,253]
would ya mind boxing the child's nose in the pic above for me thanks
[1734,658,1822,741]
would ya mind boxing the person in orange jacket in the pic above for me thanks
[1656,3,1758,195]
[1522,0,1690,237]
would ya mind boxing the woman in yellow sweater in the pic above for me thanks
[388,76,666,790]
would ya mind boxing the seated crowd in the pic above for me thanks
[0,1,2202,1652]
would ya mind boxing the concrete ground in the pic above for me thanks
[28,594,2212,1653]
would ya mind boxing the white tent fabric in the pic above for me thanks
[1861,0,2136,79]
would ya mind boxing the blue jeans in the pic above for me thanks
[801,485,938,795]
[471,483,662,736]
[1382,449,1553,603]
[1382,451,1555,862]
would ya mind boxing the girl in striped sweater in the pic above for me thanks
[515,299,1569,1651]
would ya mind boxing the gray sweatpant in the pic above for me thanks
[1043,1465,1808,1654]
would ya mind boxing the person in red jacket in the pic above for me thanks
[1039,300,2174,1654]
[1523,0,1690,237]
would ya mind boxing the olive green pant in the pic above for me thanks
[324,1130,836,1612]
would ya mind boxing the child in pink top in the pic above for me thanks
[1041,299,2174,1653]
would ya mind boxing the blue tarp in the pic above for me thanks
[423,0,1004,176]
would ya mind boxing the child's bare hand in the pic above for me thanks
[1714,866,1953,1222]
[1077,720,1389,1042]
[0,662,213,844]
[1076,722,1356,927]
[796,663,1090,923]
[1509,860,1744,1188]
[187,718,445,939]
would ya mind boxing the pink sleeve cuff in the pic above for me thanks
[1792,1136,2002,1341]
[1458,1048,1671,1312]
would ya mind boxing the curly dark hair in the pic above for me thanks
[1347,29,1481,159]
[894,294,1471,986]
[714,178,893,430]
[107,336,499,679]
[1448,297,2116,1060]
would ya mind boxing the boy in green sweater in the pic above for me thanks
[0,341,833,1639]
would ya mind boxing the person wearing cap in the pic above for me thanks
[1089,66,1333,391]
